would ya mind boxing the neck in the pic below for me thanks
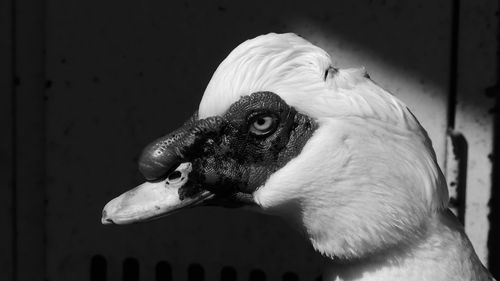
[323,210,491,281]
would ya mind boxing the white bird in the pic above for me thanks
[102,33,494,281]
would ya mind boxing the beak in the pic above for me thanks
[101,114,226,225]
[102,162,214,224]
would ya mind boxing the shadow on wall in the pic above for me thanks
[90,255,309,281]
[489,82,500,277]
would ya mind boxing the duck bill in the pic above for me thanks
[102,114,228,225]
[101,163,214,225]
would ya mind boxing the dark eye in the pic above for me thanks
[249,114,277,136]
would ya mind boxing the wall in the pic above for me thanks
[2,0,498,280]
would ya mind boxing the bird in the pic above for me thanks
[102,33,495,281]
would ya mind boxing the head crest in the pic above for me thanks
[199,33,332,118]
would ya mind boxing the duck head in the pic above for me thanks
[102,33,449,260]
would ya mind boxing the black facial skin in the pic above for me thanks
[138,92,317,207]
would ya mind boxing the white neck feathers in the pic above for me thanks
[324,211,491,281]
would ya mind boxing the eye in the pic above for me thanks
[249,114,277,136]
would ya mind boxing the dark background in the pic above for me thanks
[1,0,499,280]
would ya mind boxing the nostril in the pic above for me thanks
[168,171,182,181]
[105,218,115,224]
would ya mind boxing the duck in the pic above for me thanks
[101,33,495,281]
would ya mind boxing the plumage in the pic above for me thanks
[102,33,494,281]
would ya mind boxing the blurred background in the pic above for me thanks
[1,0,499,280]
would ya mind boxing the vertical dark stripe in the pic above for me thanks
[220,266,237,281]
[123,258,139,281]
[12,0,47,279]
[187,263,204,281]
[449,132,468,224]
[90,255,107,281]
[155,261,172,281]
[41,0,48,275]
[487,0,500,275]
[447,0,460,129]
[10,0,17,279]
[249,269,266,281]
